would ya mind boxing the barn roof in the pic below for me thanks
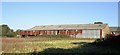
[27,24,108,30]
[109,27,120,31]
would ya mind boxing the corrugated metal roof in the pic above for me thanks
[28,24,108,30]
[110,27,120,31]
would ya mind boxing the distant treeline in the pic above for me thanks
[0,24,16,37]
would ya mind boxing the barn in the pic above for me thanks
[19,24,110,39]
[109,27,120,35]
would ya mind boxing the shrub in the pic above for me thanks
[6,32,15,37]
[28,34,71,38]
[93,34,120,47]
[0,24,15,37]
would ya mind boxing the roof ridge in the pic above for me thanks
[34,24,107,26]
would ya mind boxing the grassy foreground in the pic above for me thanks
[2,38,94,53]
[2,38,120,55]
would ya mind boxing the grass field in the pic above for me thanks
[1,37,120,55]
[2,37,94,53]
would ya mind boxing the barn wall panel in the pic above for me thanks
[76,30,82,38]
[82,30,100,38]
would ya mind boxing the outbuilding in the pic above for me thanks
[109,27,120,35]
[19,24,110,39]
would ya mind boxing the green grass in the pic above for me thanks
[2,39,95,53]
[2,38,120,55]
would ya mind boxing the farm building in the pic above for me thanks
[19,24,110,39]
[109,27,120,35]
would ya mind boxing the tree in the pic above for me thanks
[94,22,103,24]
[0,24,15,37]
[15,29,21,35]
[6,29,15,37]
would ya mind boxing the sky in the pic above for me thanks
[1,0,119,2]
[2,2,118,31]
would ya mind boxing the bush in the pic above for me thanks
[28,34,71,38]
[6,32,15,37]
[92,34,120,47]
[0,24,15,37]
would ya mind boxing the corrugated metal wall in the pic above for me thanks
[82,30,100,38]
[76,33,82,38]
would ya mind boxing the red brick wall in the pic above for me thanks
[76,30,82,34]
[100,29,102,40]
[19,29,82,36]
